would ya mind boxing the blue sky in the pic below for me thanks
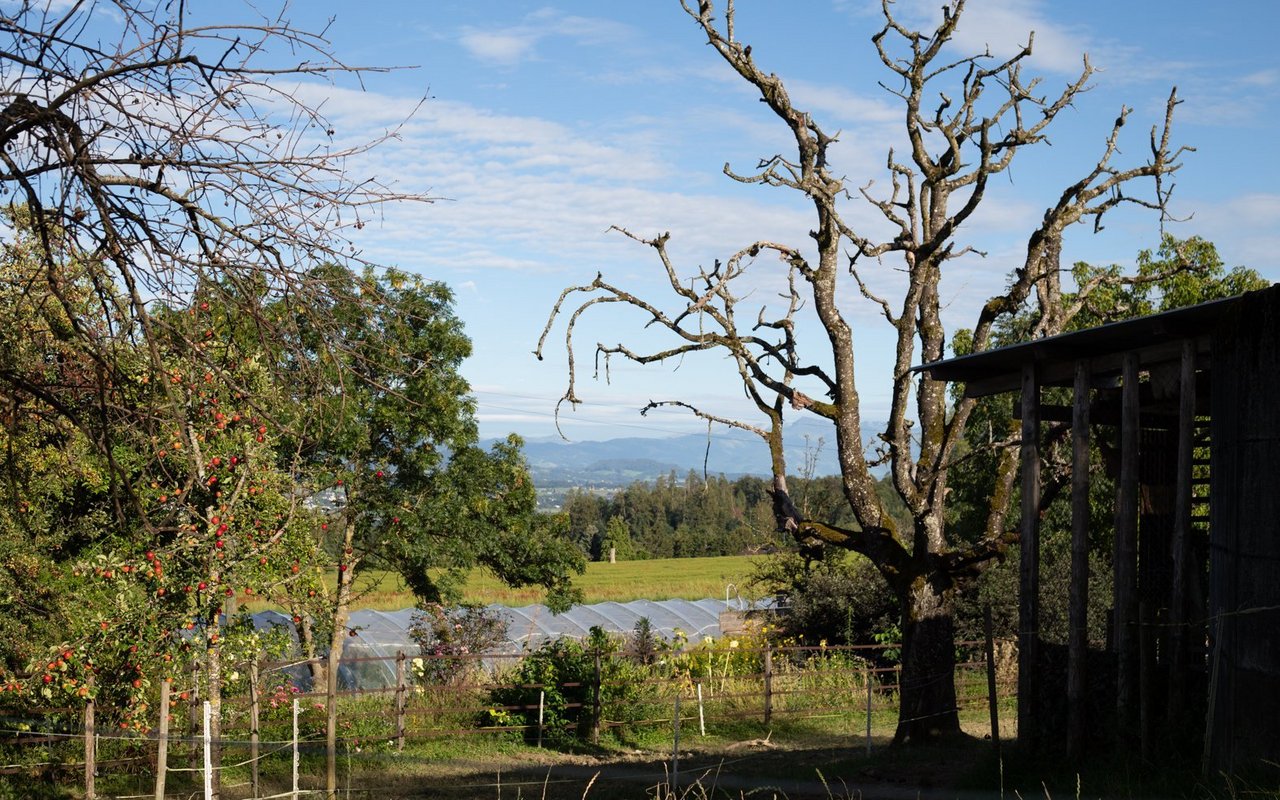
[284,0,1280,442]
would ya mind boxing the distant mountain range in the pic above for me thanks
[485,418,887,491]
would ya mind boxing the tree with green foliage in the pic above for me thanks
[269,265,583,683]
[594,516,636,562]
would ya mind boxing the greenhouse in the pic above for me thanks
[251,597,769,690]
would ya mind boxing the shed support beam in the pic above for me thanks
[1068,360,1091,758]
[1114,353,1140,743]
[1018,362,1042,752]
[1168,338,1196,722]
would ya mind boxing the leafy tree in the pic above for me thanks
[541,0,1199,743]
[594,516,636,562]
[269,265,582,683]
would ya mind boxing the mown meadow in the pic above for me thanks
[243,554,766,612]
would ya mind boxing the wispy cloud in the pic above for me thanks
[456,9,633,67]
[457,31,538,67]
[1239,69,1279,88]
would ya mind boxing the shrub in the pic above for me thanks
[487,626,670,746]
[408,602,506,685]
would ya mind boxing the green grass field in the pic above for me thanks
[250,554,767,612]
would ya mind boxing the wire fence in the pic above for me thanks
[0,639,1016,798]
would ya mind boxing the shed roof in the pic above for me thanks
[915,291,1256,398]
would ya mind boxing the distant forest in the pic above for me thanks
[559,471,911,561]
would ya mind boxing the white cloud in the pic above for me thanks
[1183,193,1280,279]
[456,9,634,67]
[786,78,900,126]
[458,31,537,66]
[1239,69,1279,88]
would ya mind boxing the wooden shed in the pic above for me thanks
[919,284,1280,777]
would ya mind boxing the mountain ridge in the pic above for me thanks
[483,419,886,491]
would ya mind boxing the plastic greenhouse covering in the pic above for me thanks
[250,597,767,691]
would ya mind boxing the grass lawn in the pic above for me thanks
[245,554,766,612]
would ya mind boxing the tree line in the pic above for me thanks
[560,470,909,561]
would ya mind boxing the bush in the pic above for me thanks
[487,626,671,747]
[751,551,897,651]
[487,633,599,744]
[408,602,506,685]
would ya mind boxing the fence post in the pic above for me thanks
[537,690,545,749]
[1139,601,1153,760]
[326,648,338,799]
[865,667,872,756]
[155,678,170,800]
[249,660,260,798]
[202,701,213,800]
[395,651,407,753]
[671,690,681,795]
[984,605,1002,755]
[189,660,200,769]
[696,680,705,737]
[591,648,602,744]
[291,698,300,800]
[84,673,96,800]
[763,643,773,726]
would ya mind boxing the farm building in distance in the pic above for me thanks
[920,284,1280,778]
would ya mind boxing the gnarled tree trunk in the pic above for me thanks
[894,578,960,744]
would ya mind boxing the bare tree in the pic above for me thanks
[540,0,1189,743]
[0,0,425,467]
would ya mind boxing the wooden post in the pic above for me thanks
[696,681,705,737]
[84,673,96,800]
[671,691,681,795]
[326,647,338,799]
[291,698,300,800]
[984,606,1002,754]
[249,661,260,799]
[1113,353,1140,742]
[1138,601,1154,760]
[202,701,213,800]
[1168,339,1196,723]
[763,643,773,726]
[1018,362,1042,752]
[189,660,200,769]
[155,678,170,800]
[1068,360,1091,759]
[591,648,603,744]
[1201,612,1225,779]
[865,667,873,756]
[536,690,544,749]
[395,651,407,753]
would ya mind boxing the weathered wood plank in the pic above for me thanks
[1114,353,1140,742]
[1068,359,1091,759]
[1018,362,1041,752]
